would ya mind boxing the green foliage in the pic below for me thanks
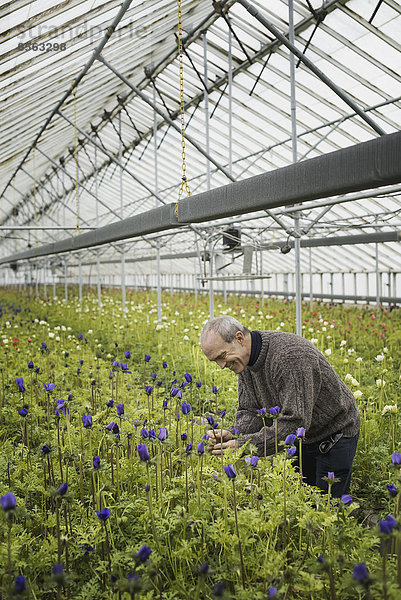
[0,288,400,598]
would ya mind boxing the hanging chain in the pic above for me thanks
[175,0,191,219]
[73,86,80,232]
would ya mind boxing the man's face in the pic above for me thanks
[201,330,250,374]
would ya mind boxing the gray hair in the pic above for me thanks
[200,316,250,344]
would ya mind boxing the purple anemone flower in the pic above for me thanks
[353,563,369,583]
[379,514,397,535]
[181,402,191,415]
[43,382,56,393]
[197,442,205,454]
[136,545,152,563]
[0,492,17,512]
[223,464,236,479]
[137,444,150,462]
[158,427,168,441]
[116,403,124,416]
[57,483,68,496]
[16,377,25,392]
[296,427,306,438]
[82,414,92,428]
[96,508,110,521]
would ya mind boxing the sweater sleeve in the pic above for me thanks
[236,350,322,456]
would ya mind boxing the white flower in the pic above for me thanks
[344,373,353,382]
[376,354,384,362]
[55,336,60,342]
[2,338,8,344]
[310,338,318,345]
[322,326,327,331]
[343,358,349,363]
[87,329,93,334]
[340,340,347,347]
[376,379,386,388]
[324,348,332,356]
[382,404,397,416]
[280,322,285,327]
[353,390,363,400]
[308,328,314,332]
[48,332,55,338]
[356,357,363,363]
[351,378,359,387]
[183,335,190,341]
[97,344,102,348]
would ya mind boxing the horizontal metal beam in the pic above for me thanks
[1,130,401,265]
[264,230,401,249]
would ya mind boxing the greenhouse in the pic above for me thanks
[1,0,401,598]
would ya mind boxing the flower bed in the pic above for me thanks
[0,288,400,599]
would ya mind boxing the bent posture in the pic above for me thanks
[200,316,360,497]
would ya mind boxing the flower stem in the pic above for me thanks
[232,481,246,589]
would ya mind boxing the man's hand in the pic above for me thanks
[206,429,237,455]
[206,428,232,443]
[210,439,237,455]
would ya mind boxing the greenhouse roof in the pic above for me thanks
[1,0,401,276]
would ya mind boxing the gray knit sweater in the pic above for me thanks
[235,331,360,456]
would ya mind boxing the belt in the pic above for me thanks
[319,432,343,454]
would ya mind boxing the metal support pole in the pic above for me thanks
[35,265,38,298]
[342,272,345,303]
[93,146,101,309]
[153,85,158,209]
[393,272,397,306]
[119,112,126,313]
[156,245,162,322]
[376,243,380,311]
[366,272,369,303]
[228,18,233,177]
[203,31,211,189]
[79,256,83,303]
[354,273,357,304]
[388,271,392,310]
[43,265,47,298]
[209,243,214,319]
[64,260,68,303]
[53,263,56,298]
[289,0,302,335]
[260,248,264,307]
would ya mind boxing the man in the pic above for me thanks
[200,315,360,497]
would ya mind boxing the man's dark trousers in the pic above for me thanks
[295,434,359,497]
